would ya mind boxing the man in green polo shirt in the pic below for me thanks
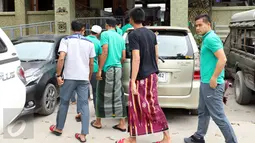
[115,19,123,36]
[86,25,102,110]
[184,14,237,143]
[91,18,127,132]
[121,18,133,35]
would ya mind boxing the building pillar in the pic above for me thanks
[0,0,3,12]
[170,0,188,27]
[54,0,75,35]
[15,0,27,25]
[90,0,103,9]
[15,0,28,36]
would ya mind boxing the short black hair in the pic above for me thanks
[129,8,145,24]
[116,19,122,25]
[195,14,211,23]
[71,20,84,31]
[106,18,117,27]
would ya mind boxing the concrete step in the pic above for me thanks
[216,30,230,34]
[215,25,229,31]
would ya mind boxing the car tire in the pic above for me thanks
[189,109,198,115]
[38,83,58,116]
[234,71,252,105]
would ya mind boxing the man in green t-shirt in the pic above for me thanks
[86,25,102,111]
[115,19,123,36]
[91,18,127,132]
[121,18,133,35]
[184,14,237,143]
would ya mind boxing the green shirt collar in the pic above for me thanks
[108,29,116,32]
[87,35,97,39]
[202,30,213,40]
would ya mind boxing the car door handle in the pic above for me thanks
[12,53,16,56]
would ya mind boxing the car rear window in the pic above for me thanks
[14,41,54,61]
[125,30,193,59]
[0,38,7,53]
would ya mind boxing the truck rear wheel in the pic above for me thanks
[234,71,252,105]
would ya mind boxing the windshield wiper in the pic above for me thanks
[159,56,165,63]
[26,59,46,62]
[20,60,27,62]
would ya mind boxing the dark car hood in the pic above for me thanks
[21,61,47,83]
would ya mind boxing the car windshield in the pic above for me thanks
[14,42,54,61]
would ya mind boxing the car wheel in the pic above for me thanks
[234,71,252,105]
[189,109,198,115]
[38,83,58,115]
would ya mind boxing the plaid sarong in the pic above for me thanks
[96,67,127,118]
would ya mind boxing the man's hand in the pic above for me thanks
[210,76,217,89]
[57,77,64,86]
[131,81,138,95]
[96,70,102,80]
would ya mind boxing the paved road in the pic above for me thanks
[1,87,255,143]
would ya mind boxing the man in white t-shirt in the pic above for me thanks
[49,20,95,142]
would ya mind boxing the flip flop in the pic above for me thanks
[90,120,102,129]
[112,125,126,132]
[75,133,86,142]
[75,115,81,122]
[115,138,125,143]
[49,125,62,136]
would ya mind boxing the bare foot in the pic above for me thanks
[79,134,86,142]
[117,138,136,143]
[71,102,76,105]
[91,120,102,128]
[157,138,171,143]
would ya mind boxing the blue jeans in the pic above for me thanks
[56,80,90,135]
[195,83,237,143]
[71,89,90,103]
[70,91,77,102]
[71,73,97,112]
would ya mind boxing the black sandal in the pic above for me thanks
[90,120,102,129]
[112,125,126,132]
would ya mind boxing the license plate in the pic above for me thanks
[158,72,168,83]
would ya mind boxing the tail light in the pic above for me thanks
[17,66,26,85]
[194,52,200,80]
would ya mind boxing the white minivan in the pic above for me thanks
[0,28,26,134]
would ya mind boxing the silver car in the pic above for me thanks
[122,26,200,114]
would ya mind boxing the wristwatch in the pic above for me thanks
[55,74,61,78]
